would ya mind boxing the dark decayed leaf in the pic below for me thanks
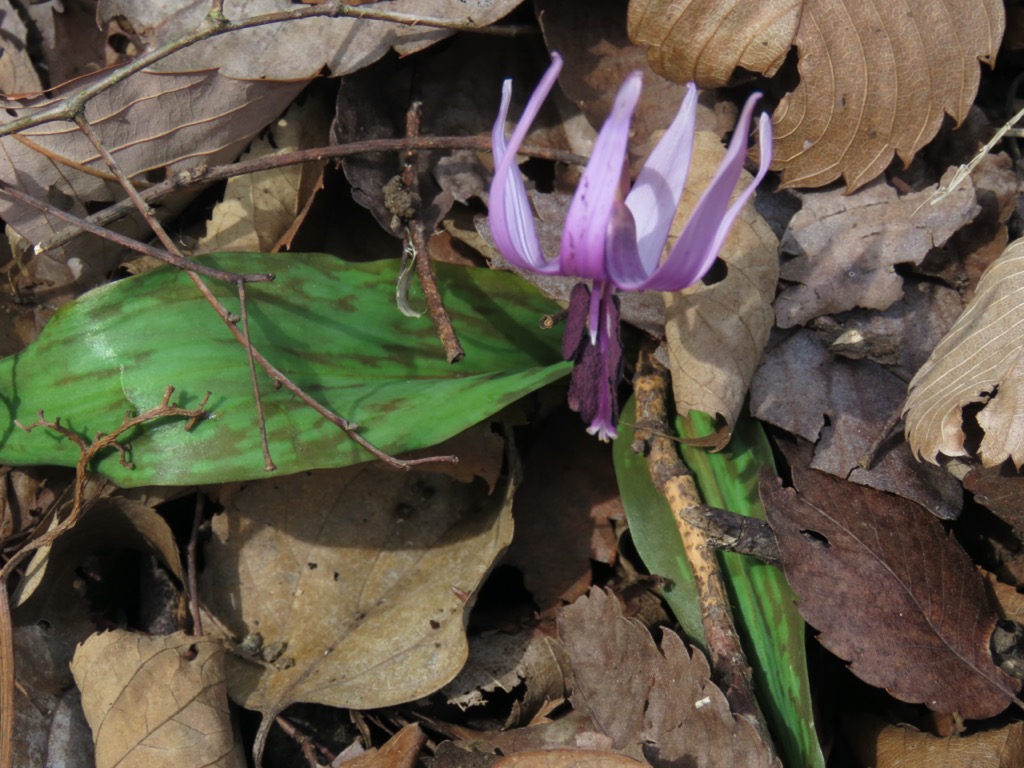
[0,253,569,486]
[760,464,1021,718]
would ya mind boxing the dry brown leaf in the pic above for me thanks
[198,96,330,254]
[750,327,963,519]
[557,588,778,767]
[12,628,94,768]
[0,71,303,299]
[772,0,1003,191]
[848,716,1024,768]
[71,630,244,768]
[537,0,694,138]
[776,168,978,329]
[494,751,649,768]
[664,130,779,446]
[627,0,801,86]
[97,0,525,79]
[200,465,514,719]
[340,724,427,768]
[760,465,1021,718]
[438,629,570,726]
[905,239,1024,468]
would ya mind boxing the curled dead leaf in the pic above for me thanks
[905,239,1024,468]
[664,131,779,447]
[627,0,801,86]
[772,0,1004,191]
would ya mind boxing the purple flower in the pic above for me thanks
[489,54,772,440]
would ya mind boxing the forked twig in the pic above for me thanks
[34,137,588,255]
[0,386,210,768]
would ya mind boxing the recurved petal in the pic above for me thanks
[558,71,643,281]
[624,83,698,275]
[637,92,771,291]
[489,55,564,274]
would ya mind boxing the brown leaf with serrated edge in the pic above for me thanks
[772,0,1003,191]
[557,588,778,767]
[906,239,1024,468]
[71,630,244,768]
[760,465,1021,718]
[664,131,778,448]
[627,0,800,87]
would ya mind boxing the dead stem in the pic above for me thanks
[238,279,276,471]
[34,137,589,255]
[401,101,465,363]
[0,581,11,768]
[274,714,337,767]
[187,493,205,637]
[632,347,775,752]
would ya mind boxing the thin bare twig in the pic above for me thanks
[34,137,588,256]
[274,714,338,767]
[401,102,464,363]
[0,2,532,139]
[238,279,276,471]
[187,493,205,636]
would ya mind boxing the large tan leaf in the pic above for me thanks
[905,239,1024,468]
[772,0,1004,190]
[664,131,779,446]
[200,465,514,715]
[98,0,526,79]
[627,0,801,86]
[71,630,245,768]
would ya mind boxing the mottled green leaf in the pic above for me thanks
[0,253,569,486]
